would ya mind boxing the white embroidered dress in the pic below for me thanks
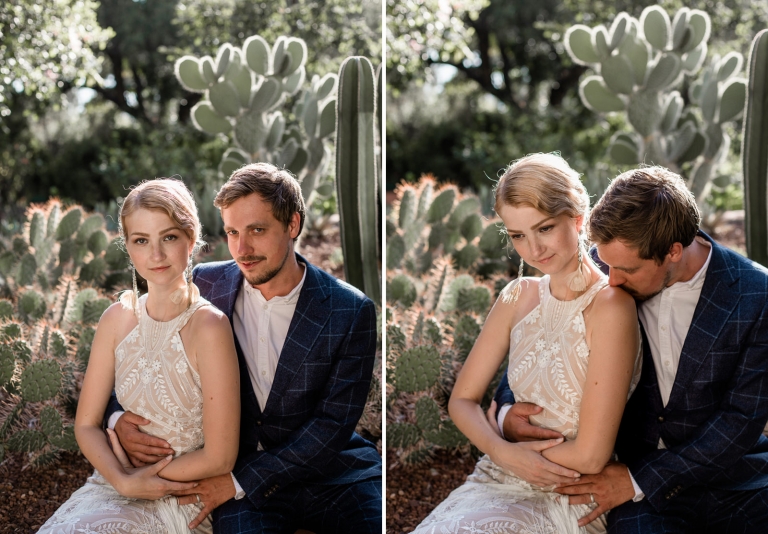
[413,275,642,534]
[39,292,213,534]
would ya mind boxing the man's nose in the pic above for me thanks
[607,268,625,287]
[237,235,251,255]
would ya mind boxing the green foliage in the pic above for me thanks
[743,30,768,267]
[387,177,508,460]
[564,6,748,205]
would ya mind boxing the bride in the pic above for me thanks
[412,153,642,534]
[38,179,240,533]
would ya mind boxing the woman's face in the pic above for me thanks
[497,203,582,277]
[123,208,193,289]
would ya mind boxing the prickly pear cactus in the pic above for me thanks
[387,190,506,462]
[175,35,338,205]
[564,6,747,204]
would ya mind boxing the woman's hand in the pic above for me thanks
[106,429,197,500]
[490,438,582,487]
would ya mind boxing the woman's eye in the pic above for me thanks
[539,225,553,233]
[510,234,523,240]
[134,238,147,245]
[164,234,177,241]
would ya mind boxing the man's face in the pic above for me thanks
[596,240,673,302]
[221,193,299,288]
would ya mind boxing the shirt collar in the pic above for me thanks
[242,262,306,305]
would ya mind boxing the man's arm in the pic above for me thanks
[234,296,377,508]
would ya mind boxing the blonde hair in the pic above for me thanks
[494,153,590,220]
[119,178,204,255]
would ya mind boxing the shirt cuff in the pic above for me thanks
[107,411,125,430]
[231,472,246,500]
[497,404,512,438]
[628,470,645,502]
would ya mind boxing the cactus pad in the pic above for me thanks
[49,330,68,358]
[20,359,61,402]
[460,214,483,242]
[40,405,63,437]
[397,188,417,230]
[452,244,480,271]
[87,230,109,256]
[0,299,13,320]
[56,208,82,241]
[29,210,46,249]
[19,290,46,322]
[7,429,47,452]
[456,286,492,314]
[426,189,456,224]
[0,344,16,387]
[387,274,417,308]
[82,297,111,325]
[386,234,406,270]
[50,424,78,451]
[424,421,468,448]
[80,257,107,284]
[387,422,421,449]
[18,253,38,287]
[415,396,441,432]
[395,345,441,393]
[104,238,129,270]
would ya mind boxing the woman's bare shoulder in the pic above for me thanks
[590,284,637,319]
[187,304,233,341]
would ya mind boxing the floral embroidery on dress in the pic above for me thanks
[38,292,213,534]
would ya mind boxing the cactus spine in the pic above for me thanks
[743,29,768,267]
[565,6,747,203]
[335,56,381,306]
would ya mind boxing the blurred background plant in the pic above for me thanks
[386,0,767,226]
[0,0,384,467]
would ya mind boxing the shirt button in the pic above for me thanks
[665,360,671,367]
[661,325,667,331]
[658,416,665,423]
[263,304,268,310]
[260,337,265,343]
[262,370,266,376]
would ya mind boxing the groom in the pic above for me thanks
[493,166,768,533]
[107,163,382,532]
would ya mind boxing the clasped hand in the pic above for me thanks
[106,428,197,500]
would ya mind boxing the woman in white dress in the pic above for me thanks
[39,179,240,534]
[413,153,642,534]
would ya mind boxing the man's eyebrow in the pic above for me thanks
[613,265,640,273]
[506,217,555,234]
[223,222,269,232]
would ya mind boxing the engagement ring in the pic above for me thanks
[589,493,595,504]
[196,494,201,503]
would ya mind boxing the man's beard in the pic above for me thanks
[622,269,673,302]
[239,245,292,287]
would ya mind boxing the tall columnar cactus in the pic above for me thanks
[565,6,747,203]
[743,30,768,268]
[175,35,337,206]
[335,56,381,306]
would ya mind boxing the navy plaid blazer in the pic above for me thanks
[192,254,381,509]
[496,232,768,512]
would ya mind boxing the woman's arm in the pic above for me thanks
[157,307,240,482]
[542,286,639,474]
[76,304,197,498]
[449,280,582,486]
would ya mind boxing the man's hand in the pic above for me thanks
[554,461,636,527]
[497,401,565,442]
[113,411,174,467]
[172,473,236,529]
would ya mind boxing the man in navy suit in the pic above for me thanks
[108,163,381,533]
[493,167,768,533]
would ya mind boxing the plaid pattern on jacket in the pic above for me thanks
[192,254,381,509]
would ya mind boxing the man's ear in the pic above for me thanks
[668,242,684,263]
[288,212,301,240]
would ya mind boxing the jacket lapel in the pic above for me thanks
[211,262,243,322]
[263,257,332,414]
[666,234,739,408]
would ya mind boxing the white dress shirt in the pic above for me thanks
[233,263,306,412]
[628,237,712,500]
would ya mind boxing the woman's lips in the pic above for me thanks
[149,266,170,272]
[536,255,554,264]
